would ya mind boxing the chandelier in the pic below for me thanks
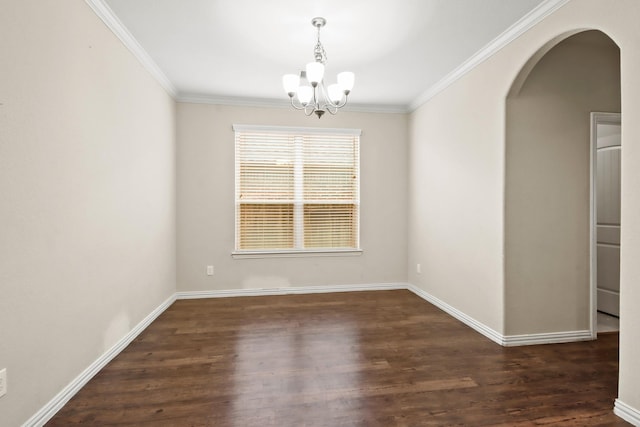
[282,17,355,119]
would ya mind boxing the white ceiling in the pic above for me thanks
[97,0,559,111]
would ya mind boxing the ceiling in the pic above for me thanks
[96,0,562,112]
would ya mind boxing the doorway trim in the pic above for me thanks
[590,111,621,338]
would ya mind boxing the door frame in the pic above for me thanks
[590,111,621,338]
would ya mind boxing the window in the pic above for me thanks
[233,125,361,256]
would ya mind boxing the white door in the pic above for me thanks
[594,115,621,317]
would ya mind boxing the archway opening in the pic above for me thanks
[504,30,621,338]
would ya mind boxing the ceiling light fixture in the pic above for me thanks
[282,17,355,119]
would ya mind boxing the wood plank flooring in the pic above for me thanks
[46,290,629,426]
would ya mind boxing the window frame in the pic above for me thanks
[232,124,362,259]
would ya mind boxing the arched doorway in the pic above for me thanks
[504,30,621,340]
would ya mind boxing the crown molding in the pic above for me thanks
[85,0,177,97]
[408,0,570,112]
[84,0,405,113]
[86,0,567,115]
[322,102,409,114]
[177,93,291,109]
[176,93,409,114]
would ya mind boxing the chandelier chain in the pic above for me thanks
[314,25,327,64]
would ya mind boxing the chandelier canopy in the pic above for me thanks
[282,17,355,119]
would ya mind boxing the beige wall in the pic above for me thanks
[409,0,640,412]
[177,103,408,292]
[407,49,507,334]
[0,2,176,426]
[505,31,620,335]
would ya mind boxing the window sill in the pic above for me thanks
[231,249,363,259]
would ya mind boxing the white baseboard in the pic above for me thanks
[176,282,407,299]
[615,399,640,426]
[22,294,177,427]
[406,284,597,348]
[406,284,504,345]
[25,282,617,426]
[502,330,593,347]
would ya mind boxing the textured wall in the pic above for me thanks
[0,2,176,425]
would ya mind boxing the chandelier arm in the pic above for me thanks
[333,94,349,109]
[293,97,315,115]
[316,81,348,113]
[289,97,307,110]
[317,100,336,114]
[325,104,339,115]
[326,94,349,114]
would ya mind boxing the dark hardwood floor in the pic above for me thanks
[47,290,629,426]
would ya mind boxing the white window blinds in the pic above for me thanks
[234,125,360,253]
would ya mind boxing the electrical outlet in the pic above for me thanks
[416,264,421,274]
[206,265,214,276]
[0,368,7,398]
